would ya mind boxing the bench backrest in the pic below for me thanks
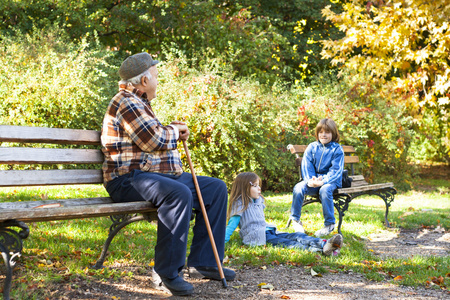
[0,125,104,187]
[287,144,359,181]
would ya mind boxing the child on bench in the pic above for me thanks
[286,118,345,237]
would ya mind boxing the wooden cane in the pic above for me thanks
[182,140,228,288]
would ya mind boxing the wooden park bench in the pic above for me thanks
[0,125,158,300]
[287,144,396,235]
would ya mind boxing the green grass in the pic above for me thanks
[0,178,449,298]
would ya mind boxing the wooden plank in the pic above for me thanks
[348,175,369,187]
[288,145,307,154]
[0,170,103,186]
[341,145,356,153]
[337,182,394,194]
[0,197,113,210]
[0,148,103,164]
[350,181,369,187]
[344,156,359,164]
[0,125,101,145]
[349,175,365,181]
[289,144,355,154]
[0,201,157,223]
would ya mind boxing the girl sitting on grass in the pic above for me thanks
[225,172,343,256]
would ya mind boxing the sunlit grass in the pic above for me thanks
[1,182,449,298]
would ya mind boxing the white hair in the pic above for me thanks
[119,70,152,86]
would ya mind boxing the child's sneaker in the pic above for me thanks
[323,234,343,256]
[286,217,305,233]
[315,224,335,237]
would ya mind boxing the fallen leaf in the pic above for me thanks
[257,282,267,287]
[311,268,322,277]
[260,284,274,291]
[433,226,445,233]
[232,285,243,289]
[431,276,444,285]
[281,295,291,299]
[393,275,403,281]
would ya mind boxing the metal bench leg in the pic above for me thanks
[93,214,151,269]
[369,188,397,227]
[333,194,352,235]
[1,243,13,300]
[0,221,29,300]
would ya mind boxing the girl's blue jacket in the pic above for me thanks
[301,141,345,187]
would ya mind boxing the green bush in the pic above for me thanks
[0,0,299,86]
[154,48,302,191]
[0,26,117,130]
[0,26,419,191]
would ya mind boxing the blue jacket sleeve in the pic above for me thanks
[322,145,344,186]
[225,215,241,243]
[301,143,317,181]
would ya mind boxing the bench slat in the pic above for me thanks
[0,125,101,145]
[337,182,394,194]
[349,175,365,181]
[345,156,359,163]
[289,144,355,154]
[0,201,156,223]
[0,197,113,210]
[0,170,103,187]
[349,175,369,187]
[350,181,369,187]
[0,148,103,164]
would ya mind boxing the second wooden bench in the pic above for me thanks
[287,144,397,234]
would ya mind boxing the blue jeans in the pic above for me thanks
[265,228,325,251]
[105,170,228,279]
[290,181,337,226]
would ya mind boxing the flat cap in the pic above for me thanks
[118,52,159,80]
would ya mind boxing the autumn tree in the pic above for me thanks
[321,0,450,162]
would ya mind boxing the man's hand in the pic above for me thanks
[307,176,324,188]
[170,121,190,141]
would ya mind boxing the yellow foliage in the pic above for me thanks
[321,0,450,116]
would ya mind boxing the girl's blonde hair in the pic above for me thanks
[314,118,340,143]
[227,172,263,220]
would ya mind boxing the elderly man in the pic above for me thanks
[101,52,235,296]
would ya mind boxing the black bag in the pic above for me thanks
[341,169,353,188]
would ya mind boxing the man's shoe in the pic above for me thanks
[188,266,236,281]
[315,224,335,237]
[285,217,305,233]
[152,269,193,296]
[323,234,343,256]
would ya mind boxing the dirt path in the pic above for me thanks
[45,227,449,300]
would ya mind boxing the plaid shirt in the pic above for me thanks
[101,84,183,183]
